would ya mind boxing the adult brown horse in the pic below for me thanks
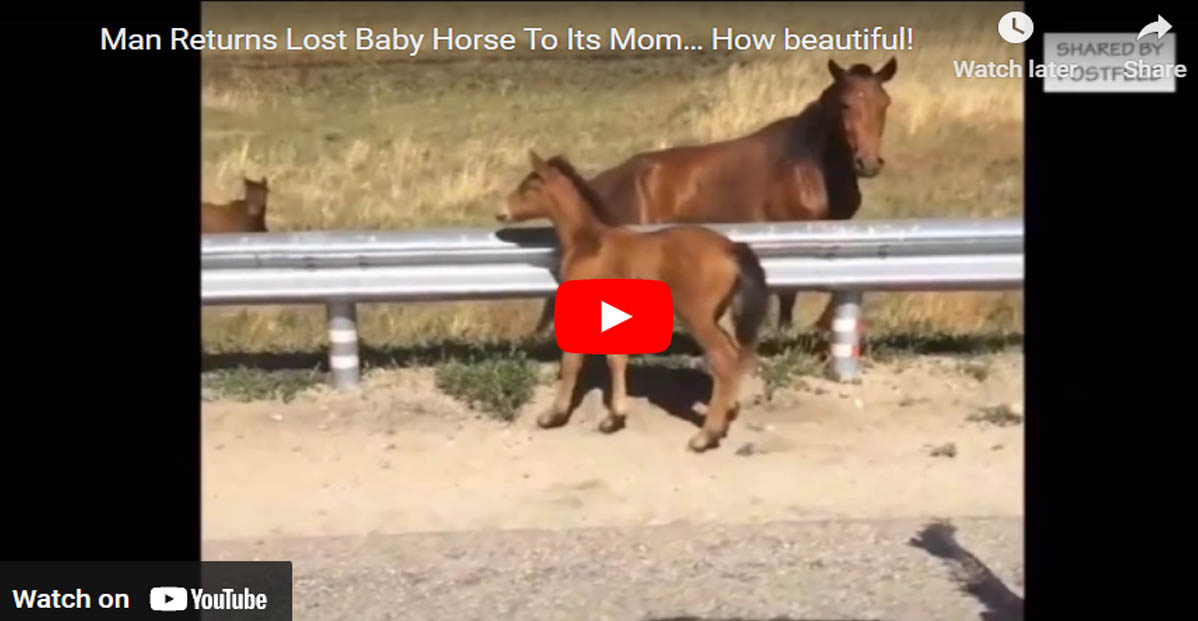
[202,176,269,233]
[498,151,769,453]
[533,57,897,336]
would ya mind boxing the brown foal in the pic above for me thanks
[498,151,769,452]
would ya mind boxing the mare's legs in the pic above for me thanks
[813,296,836,332]
[812,294,869,355]
[538,351,585,428]
[599,354,629,433]
[783,293,870,338]
[777,291,798,331]
[533,295,556,335]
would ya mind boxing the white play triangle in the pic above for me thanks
[600,301,632,333]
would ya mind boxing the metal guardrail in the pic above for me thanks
[201,218,1024,387]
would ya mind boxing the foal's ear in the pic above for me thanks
[828,59,846,81]
[876,57,897,82]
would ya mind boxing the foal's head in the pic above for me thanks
[826,57,896,178]
[497,151,587,223]
[242,176,269,217]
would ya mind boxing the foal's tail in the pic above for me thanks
[729,242,769,349]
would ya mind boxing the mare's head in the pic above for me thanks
[826,57,896,178]
[242,176,269,218]
[497,151,587,223]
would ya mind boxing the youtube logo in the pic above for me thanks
[149,586,187,612]
[554,279,673,354]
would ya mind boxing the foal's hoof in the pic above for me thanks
[537,411,568,429]
[688,431,720,453]
[598,415,626,434]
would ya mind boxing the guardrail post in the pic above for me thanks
[327,302,360,390]
[827,290,863,382]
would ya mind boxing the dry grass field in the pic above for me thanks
[201,2,1024,356]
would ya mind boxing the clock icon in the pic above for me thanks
[998,11,1034,44]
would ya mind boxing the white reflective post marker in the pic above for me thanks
[327,302,360,389]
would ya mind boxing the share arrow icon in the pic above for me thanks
[1137,15,1172,41]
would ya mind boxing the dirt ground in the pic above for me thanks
[201,351,1023,542]
[203,354,1020,546]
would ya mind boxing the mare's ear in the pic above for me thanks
[528,149,547,171]
[828,59,846,81]
[876,57,897,82]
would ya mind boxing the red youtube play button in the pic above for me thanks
[554,279,673,354]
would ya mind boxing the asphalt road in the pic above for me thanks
[202,516,1022,621]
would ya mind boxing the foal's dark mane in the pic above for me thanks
[543,155,617,226]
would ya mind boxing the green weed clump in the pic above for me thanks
[759,347,821,401]
[201,367,322,403]
[434,350,539,421]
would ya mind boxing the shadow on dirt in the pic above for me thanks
[908,520,1024,621]
[559,354,711,428]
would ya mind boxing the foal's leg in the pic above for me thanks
[599,354,629,433]
[538,351,584,428]
[685,320,743,452]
